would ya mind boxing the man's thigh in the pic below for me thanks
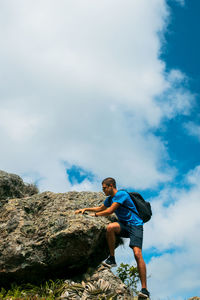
[107,222,121,235]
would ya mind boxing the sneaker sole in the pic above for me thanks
[102,262,117,268]
[138,292,149,299]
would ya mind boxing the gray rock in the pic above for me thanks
[0,170,38,204]
[60,265,133,299]
[0,189,120,285]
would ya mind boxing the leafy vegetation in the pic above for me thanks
[116,263,140,295]
[0,264,140,299]
[0,279,65,299]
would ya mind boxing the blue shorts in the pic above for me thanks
[117,221,143,249]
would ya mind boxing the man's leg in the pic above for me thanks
[106,222,121,256]
[132,246,147,289]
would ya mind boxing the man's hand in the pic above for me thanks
[75,208,86,214]
[89,212,96,217]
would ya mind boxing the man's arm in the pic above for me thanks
[91,202,120,217]
[75,204,107,215]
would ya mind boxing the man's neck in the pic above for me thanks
[110,188,118,197]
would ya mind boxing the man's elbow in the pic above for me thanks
[106,209,115,215]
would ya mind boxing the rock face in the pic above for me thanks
[0,187,120,286]
[0,170,38,203]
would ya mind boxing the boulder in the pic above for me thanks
[0,170,38,203]
[0,190,120,286]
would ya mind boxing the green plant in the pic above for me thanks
[116,263,140,295]
[0,287,7,298]
[0,279,65,299]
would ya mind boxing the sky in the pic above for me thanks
[0,0,199,298]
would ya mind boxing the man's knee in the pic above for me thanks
[106,222,120,234]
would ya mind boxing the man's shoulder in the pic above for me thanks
[113,190,130,202]
[116,190,129,197]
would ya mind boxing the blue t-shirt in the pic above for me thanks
[104,190,143,226]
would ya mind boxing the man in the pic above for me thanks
[75,177,150,299]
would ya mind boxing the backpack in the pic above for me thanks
[121,191,152,223]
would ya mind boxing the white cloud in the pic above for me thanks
[144,166,200,250]
[149,249,200,299]
[159,70,195,119]
[142,165,200,299]
[0,107,40,142]
[184,121,200,142]
[187,165,200,184]
[0,0,196,192]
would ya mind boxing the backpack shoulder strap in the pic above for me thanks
[119,190,140,218]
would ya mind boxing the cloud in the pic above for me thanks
[142,165,200,298]
[148,249,200,299]
[0,0,196,193]
[0,108,40,142]
[145,165,200,250]
[184,121,200,142]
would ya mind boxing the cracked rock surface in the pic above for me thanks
[60,265,133,299]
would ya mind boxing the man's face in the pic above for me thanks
[102,184,113,196]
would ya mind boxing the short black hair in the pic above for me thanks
[102,177,116,188]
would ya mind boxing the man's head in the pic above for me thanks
[102,177,117,196]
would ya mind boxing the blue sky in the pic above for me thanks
[0,0,200,299]
[162,0,200,174]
